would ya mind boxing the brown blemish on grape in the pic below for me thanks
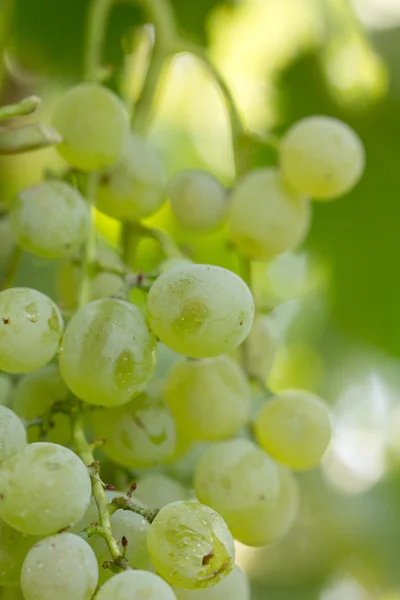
[202,551,214,565]
[2,318,10,325]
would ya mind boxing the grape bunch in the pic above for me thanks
[0,7,365,600]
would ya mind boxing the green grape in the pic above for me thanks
[0,518,38,586]
[135,474,190,509]
[0,218,16,270]
[280,116,365,200]
[91,509,154,585]
[147,264,254,359]
[51,83,128,171]
[0,406,27,463]
[253,390,331,470]
[13,365,70,446]
[59,298,156,407]
[20,532,98,600]
[90,272,125,300]
[232,467,299,547]
[194,439,280,546]
[95,570,177,600]
[164,442,210,486]
[10,181,90,260]
[165,356,251,442]
[97,134,165,221]
[0,374,13,407]
[174,565,250,600]
[147,500,235,590]
[92,392,176,468]
[0,288,63,374]
[0,442,91,535]
[167,169,227,232]
[159,257,194,274]
[244,316,276,382]
[228,168,310,260]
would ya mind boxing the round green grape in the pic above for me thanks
[147,264,254,358]
[0,288,63,374]
[95,570,177,600]
[174,565,250,600]
[0,405,27,463]
[147,500,235,590]
[92,391,176,468]
[10,181,90,259]
[90,271,125,300]
[254,389,331,470]
[228,168,310,260]
[59,298,156,407]
[244,316,276,382]
[280,115,365,200]
[135,474,190,509]
[97,133,165,221]
[13,365,70,446]
[194,439,281,545]
[0,517,38,586]
[165,355,251,441]
[21,532,98,600]
[0,442,91,535]
[52,82,128,171]
[167,169,227,232]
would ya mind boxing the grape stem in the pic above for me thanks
[0,95,41,122]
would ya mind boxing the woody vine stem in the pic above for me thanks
[72,0,252,573]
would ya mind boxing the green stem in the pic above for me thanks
[84,0,115,82]
[0,96,41,122]
[72,410,130,570]
[0,123,61,154]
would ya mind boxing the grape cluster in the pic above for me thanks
[0,72,364,600]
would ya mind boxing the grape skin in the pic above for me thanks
[52,83,129,171]
[0,288,63,374]
[147,264,254,359]
[0,442,91,535]
[91,392,176,468]
[135,474,190,509]
[59,298,156,407]
[10,181,90,260]
[147,500,235,590]
[167,169,227,232]
[174,565,250,600]
[13,365,70,446]
[0,406,26,463]
[244,316,277,382]
[253,390,331,470]
[97,134,166,221]
[280,116,365,200]
[95,570,177,600]
[20,533,98,600]
[228,167,311,260]
[165,355,251,441]
[0,518,38,586]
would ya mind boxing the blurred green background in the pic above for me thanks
[2,0,400,598]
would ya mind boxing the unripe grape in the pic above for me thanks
[0,517,38,586]
[10,181,90,259]
[147,264,254,358]
[135,473,190,509]
[228,167,310,260]
[0,288,63,374]
[52,82,128,171]
[147,500,235,589]
[254,389,331,470]
[21,533,98,600]
[280,116,365,200]
[194,439,280,546]
[167,169,227,232]
[0,405,27,463]
[244,315,276,382]
[92,392,176,468]
[95,570,177,600]
[174,565,250,600]
[0,442,91,535]
[59,298,156,407]
[97,133,165,221]
[165,355,251,442]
